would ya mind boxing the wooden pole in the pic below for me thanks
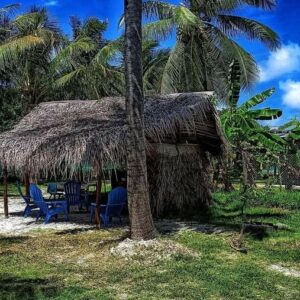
[95,171,102,229]
[3,165,9,218]
[24,173,30,197]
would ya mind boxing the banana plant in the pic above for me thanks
[221,61,285,152]
[279,119,300,141]
[278,119,300,157]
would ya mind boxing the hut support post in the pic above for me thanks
[3,166,9,218]
[95,171,102,229]
[24,173,30,197]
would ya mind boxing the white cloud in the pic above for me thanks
[45,1,58,6]
[279,79,300,109]
[259,43,300,82]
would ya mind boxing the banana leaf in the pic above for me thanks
[240,88,275,112]
[247,108,282,120]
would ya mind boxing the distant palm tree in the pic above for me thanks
[53,16,124,99]
[143,0,280,97]
[124,0,155,240]
[0,6,62,111]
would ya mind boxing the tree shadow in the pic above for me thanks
[0,236,29,245]
[0,275,62,300]
[155,219,238,235]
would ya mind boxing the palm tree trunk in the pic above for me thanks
[3,165,8,218]
[124,0,155,240]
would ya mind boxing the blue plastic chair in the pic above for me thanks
[30,184,69,224]
[64,180,88,212]
[17,182,38,217]
[47,183,64,200]
[90,187,127,226]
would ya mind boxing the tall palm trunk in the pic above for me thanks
[124,0,155,240]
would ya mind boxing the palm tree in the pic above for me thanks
[0,6,62,111]
[53,17,124,99]
[142,0,280,96]
[54,18,169,99]
[124,0,155,240]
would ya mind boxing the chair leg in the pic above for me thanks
[89,207,94,224]
[100,215,109,227]
[45,214,52,224]
[36,210,42,222]
[61,203,69,221]
[23,205,30,218]
[64,207,69,221]
[104,218,109,227]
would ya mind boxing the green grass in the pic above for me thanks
[0,183,19,197]
[0,186,299,299]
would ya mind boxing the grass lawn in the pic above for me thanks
[0,186,299,299]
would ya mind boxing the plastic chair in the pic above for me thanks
[47,183,64,200]
[64,180,88,212]
[30,184,68,224]
[90,187,127,226]
[17,182,38,217]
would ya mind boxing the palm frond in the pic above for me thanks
[216,15,280,50]
[0,4,20,16]
[52,37,96,68]
[0,35,44,66]
[161,41,186,93]
[208,24,258,89]
[241,0,276,10]
[143,18,175,41]
[54,67,85,88]
[142,0,175,19]
[93,41,122,65]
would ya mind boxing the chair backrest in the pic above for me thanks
[30,184,48,214]
[47,183,57,194]
[17,182,30,204]
[106,187,127,216]
[64,181,81,206]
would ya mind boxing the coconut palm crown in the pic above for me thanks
[142,0,280,96]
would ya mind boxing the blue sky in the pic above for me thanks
[3,0,300,125]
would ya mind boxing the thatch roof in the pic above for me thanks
[0,92,225,176]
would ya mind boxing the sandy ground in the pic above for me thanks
[0,197,232,237]
[0,197,94,235]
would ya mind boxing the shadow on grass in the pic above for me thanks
[55,227,95,235]
[210,209,288,220]
[0,236,29,245]
[155,218,239,235]
[0,275,62,300]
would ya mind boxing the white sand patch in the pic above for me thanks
[269,264,300,278]
[110,238,199,262]
[0,197,93,235]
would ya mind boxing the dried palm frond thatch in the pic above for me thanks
[0,92,224,178]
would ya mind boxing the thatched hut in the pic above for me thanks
[0,92,225,216]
